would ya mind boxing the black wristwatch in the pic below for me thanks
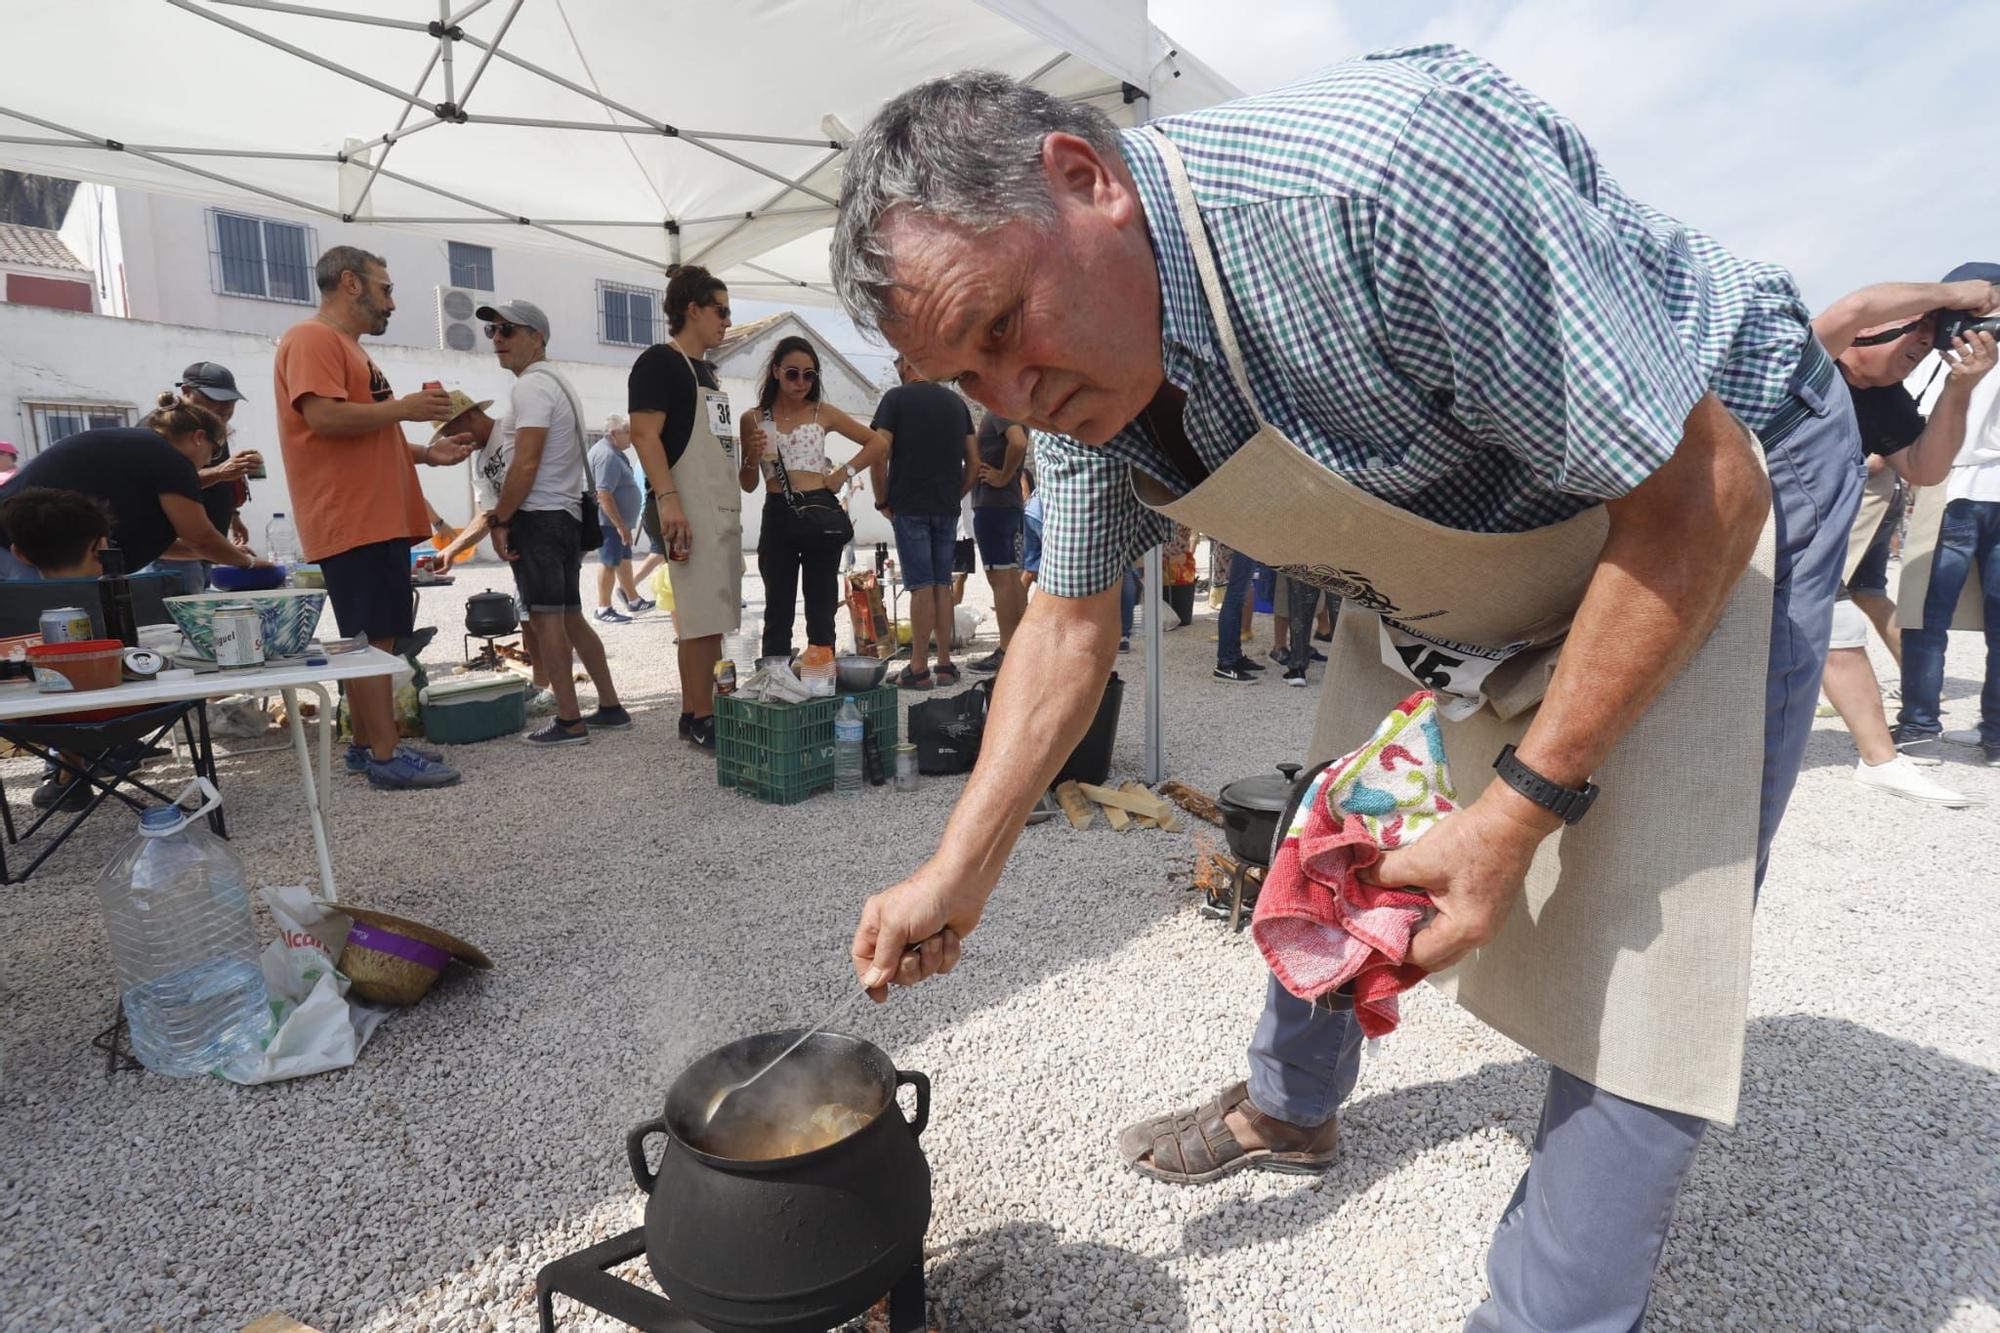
[1492,744,1599,825]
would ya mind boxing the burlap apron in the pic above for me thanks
[1139,130,1772,1123]
[1842,465,1898,584]
[1897,483,1985,631]
[664,345,745,640]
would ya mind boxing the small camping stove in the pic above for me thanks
[535,1231,928,1332]
[1199,858,1265,933]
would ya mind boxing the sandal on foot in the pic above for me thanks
[895,666,934,691]
[933,663,962,686]
[1118,1080,1338,1184]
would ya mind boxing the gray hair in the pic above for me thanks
[315,244,386,293]
[831,70,1122,333]
[603,412,629,434]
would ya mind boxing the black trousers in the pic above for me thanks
[757,492,840,657]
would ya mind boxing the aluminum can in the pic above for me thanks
[212,604,266,668]
[39,607,93,644]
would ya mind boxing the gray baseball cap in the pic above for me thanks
[474,298,550,340]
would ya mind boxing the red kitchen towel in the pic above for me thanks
[1251,690,1455,1038]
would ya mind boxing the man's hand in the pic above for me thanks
[1943,279,2000,315]
[398,387,455,424]
[201,452,260,486]
[1944,330,1998,386]
[423,433,476,466]
[617,525,634,547]
[654,491,692,557]
[977,463,1014,488]
[489,516,519,563]
[876,502,894,519]
[1362,790,1557,972]
[851,863,972,1001]
[229,515,251,546]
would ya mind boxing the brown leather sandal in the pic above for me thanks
[1118,1080,1339,1184]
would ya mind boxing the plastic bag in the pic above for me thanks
[216,887,389,1085]
[206,694,272,739]
[650,564,676,612]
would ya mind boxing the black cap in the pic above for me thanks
[1942,262,2000,285]
[179,361,245,402]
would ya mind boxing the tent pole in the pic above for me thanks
[450,0,493,21]
[208,0,430,31]
[351,43,444,217]
[1141,84,1166,784]
[453,0,523,110]
[685,147,844,267]
[369,164,671,269]
[439,0,455,106]
[163,0,435,112]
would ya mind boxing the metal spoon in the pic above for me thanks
[701,940,929,1127]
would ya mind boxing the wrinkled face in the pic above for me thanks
[776,350,818,402]
[1842,317,1936,388]
[876,139,1163,446]
[609,427,631,449]
[350,261,395,336]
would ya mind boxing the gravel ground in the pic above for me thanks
[1,560,1995,1333]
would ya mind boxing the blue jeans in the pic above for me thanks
[1898,497,2000,745]
[1215,546,1256,668]
[890,512,957,590]
[1118,567,1142,639]
[1248,362,1862,1332]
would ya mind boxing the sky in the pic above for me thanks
[785,0,1998,378]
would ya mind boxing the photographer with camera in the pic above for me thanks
[1810,270,1999,800]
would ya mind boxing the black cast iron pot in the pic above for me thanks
[1217,762,1304,866]
[464,590,518,638]
[627,1030,931,1333]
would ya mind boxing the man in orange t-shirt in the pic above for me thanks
[275,244,473,790]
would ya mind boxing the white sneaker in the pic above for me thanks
[1853,756,1984,808]
[525,687,558,716]
[1943,729,1985,749]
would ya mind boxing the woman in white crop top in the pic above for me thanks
[737,335,889,658]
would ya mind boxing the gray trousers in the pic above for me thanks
[1247,369,1862,1331]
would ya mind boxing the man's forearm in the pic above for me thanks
[1509,395,1769,806]
[927,586,1120,892]
[182,525,252,568]
[1896,381,1971,487]
[303,398,407,437]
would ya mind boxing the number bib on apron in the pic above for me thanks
[1136,129,1773,1123]
[664,345,745,641]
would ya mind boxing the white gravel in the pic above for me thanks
[1,560,1995,1332]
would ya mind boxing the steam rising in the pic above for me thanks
[685,1041,886,1161]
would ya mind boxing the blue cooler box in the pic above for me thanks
[419,674,527,744]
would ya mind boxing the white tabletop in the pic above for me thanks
[0,647,406,722]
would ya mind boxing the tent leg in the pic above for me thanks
[1144,543,1164,783]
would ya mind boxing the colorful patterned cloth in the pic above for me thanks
[1251,690,1456,1038]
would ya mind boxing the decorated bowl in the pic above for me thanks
[165,589,327,660]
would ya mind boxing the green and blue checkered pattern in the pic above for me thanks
[1036,44,1814,599]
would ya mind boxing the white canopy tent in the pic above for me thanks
[0,0,1235,303]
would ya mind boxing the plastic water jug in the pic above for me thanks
[834,696,865,798]
[265,512,302,568]
[96,779,272,1076]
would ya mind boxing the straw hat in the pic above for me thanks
[428,389,494,444]
[336,904,491,1007]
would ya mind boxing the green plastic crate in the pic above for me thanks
[715,685,896,805]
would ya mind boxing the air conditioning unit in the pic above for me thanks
[436,284,493,353]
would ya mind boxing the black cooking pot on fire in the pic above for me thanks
[627,1030,931,1333]
[464,590,518,638]
[1218,759,1355,1011]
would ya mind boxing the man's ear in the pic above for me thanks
[1042,133,1134,226]
[8,543,29,570]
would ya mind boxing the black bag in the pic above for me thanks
[578,488,603,551]
[768,416,855,551]
[908,679,992,775]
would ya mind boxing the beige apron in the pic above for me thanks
[1897,484,1985,631]
[664,345,745,640]
[1842,465,1898,584]
[1139,130,1773,1123]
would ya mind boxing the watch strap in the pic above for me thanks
[1492,743,1599,825]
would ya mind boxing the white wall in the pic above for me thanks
[58,183,127,317]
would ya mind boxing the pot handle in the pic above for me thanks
[894,1069,930,1140]
[626,1116,667,1194]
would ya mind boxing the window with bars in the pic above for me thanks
[598,280,660,348]
[24,401,134,453]
[448,241,494,291]
[210,209,316,303]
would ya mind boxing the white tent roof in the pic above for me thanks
[0,1,1237,304]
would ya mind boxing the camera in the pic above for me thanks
[1933,309,2000,345]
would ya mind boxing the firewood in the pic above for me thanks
[243,1315,325,1333]
[1099,798,1131,832]
[1053,780,1096,830]
[1159,779,1222,827]
[1117,780,1159,828]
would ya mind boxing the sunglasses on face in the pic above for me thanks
[705,303,732,321]
[484,321,524,339]
[781,366,818,383]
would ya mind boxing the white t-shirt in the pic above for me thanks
[473,369,584,517]
[1947,368,2000,503]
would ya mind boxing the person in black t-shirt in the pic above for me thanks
[868,356,978,688]
[144,362,265,593]
[0,395,266,579]
[1802,278,1998,805]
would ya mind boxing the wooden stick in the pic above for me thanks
[1053,780,1096,831]
[1159,779,1223,827]
[1117,780,1159,828]
[1119,780,1182,831]
[1077,782,1165,817]
[1099,798,1131,832]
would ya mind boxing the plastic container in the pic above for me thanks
[798,644,836,698]
[723,628,758,682]
[894,743,919,794]
[265,512,302,567]
[95,779,272,1077]
[834,696,865,798]
[1054,671,1123,787]
[419,674,527,744]
[716,683,895,805]
[28,638,125,692]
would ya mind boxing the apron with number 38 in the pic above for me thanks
[1138,130,1774,1123]
[664,344,746,641]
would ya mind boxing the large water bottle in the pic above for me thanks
[833,696,865,798]
[96,780,272,1077]
[264,512,302,567]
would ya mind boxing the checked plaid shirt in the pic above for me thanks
[1034,44,1815,599]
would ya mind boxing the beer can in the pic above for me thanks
[212,604,266,668]
[39,607,93,644]
[714,658,736,696]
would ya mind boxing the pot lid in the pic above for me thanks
[1219,763,1304,813]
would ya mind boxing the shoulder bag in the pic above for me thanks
[767,410,855,551]
[522,363,604,551]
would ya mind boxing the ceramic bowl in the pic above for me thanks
[208,564,288,593]
[165,589,327,660]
